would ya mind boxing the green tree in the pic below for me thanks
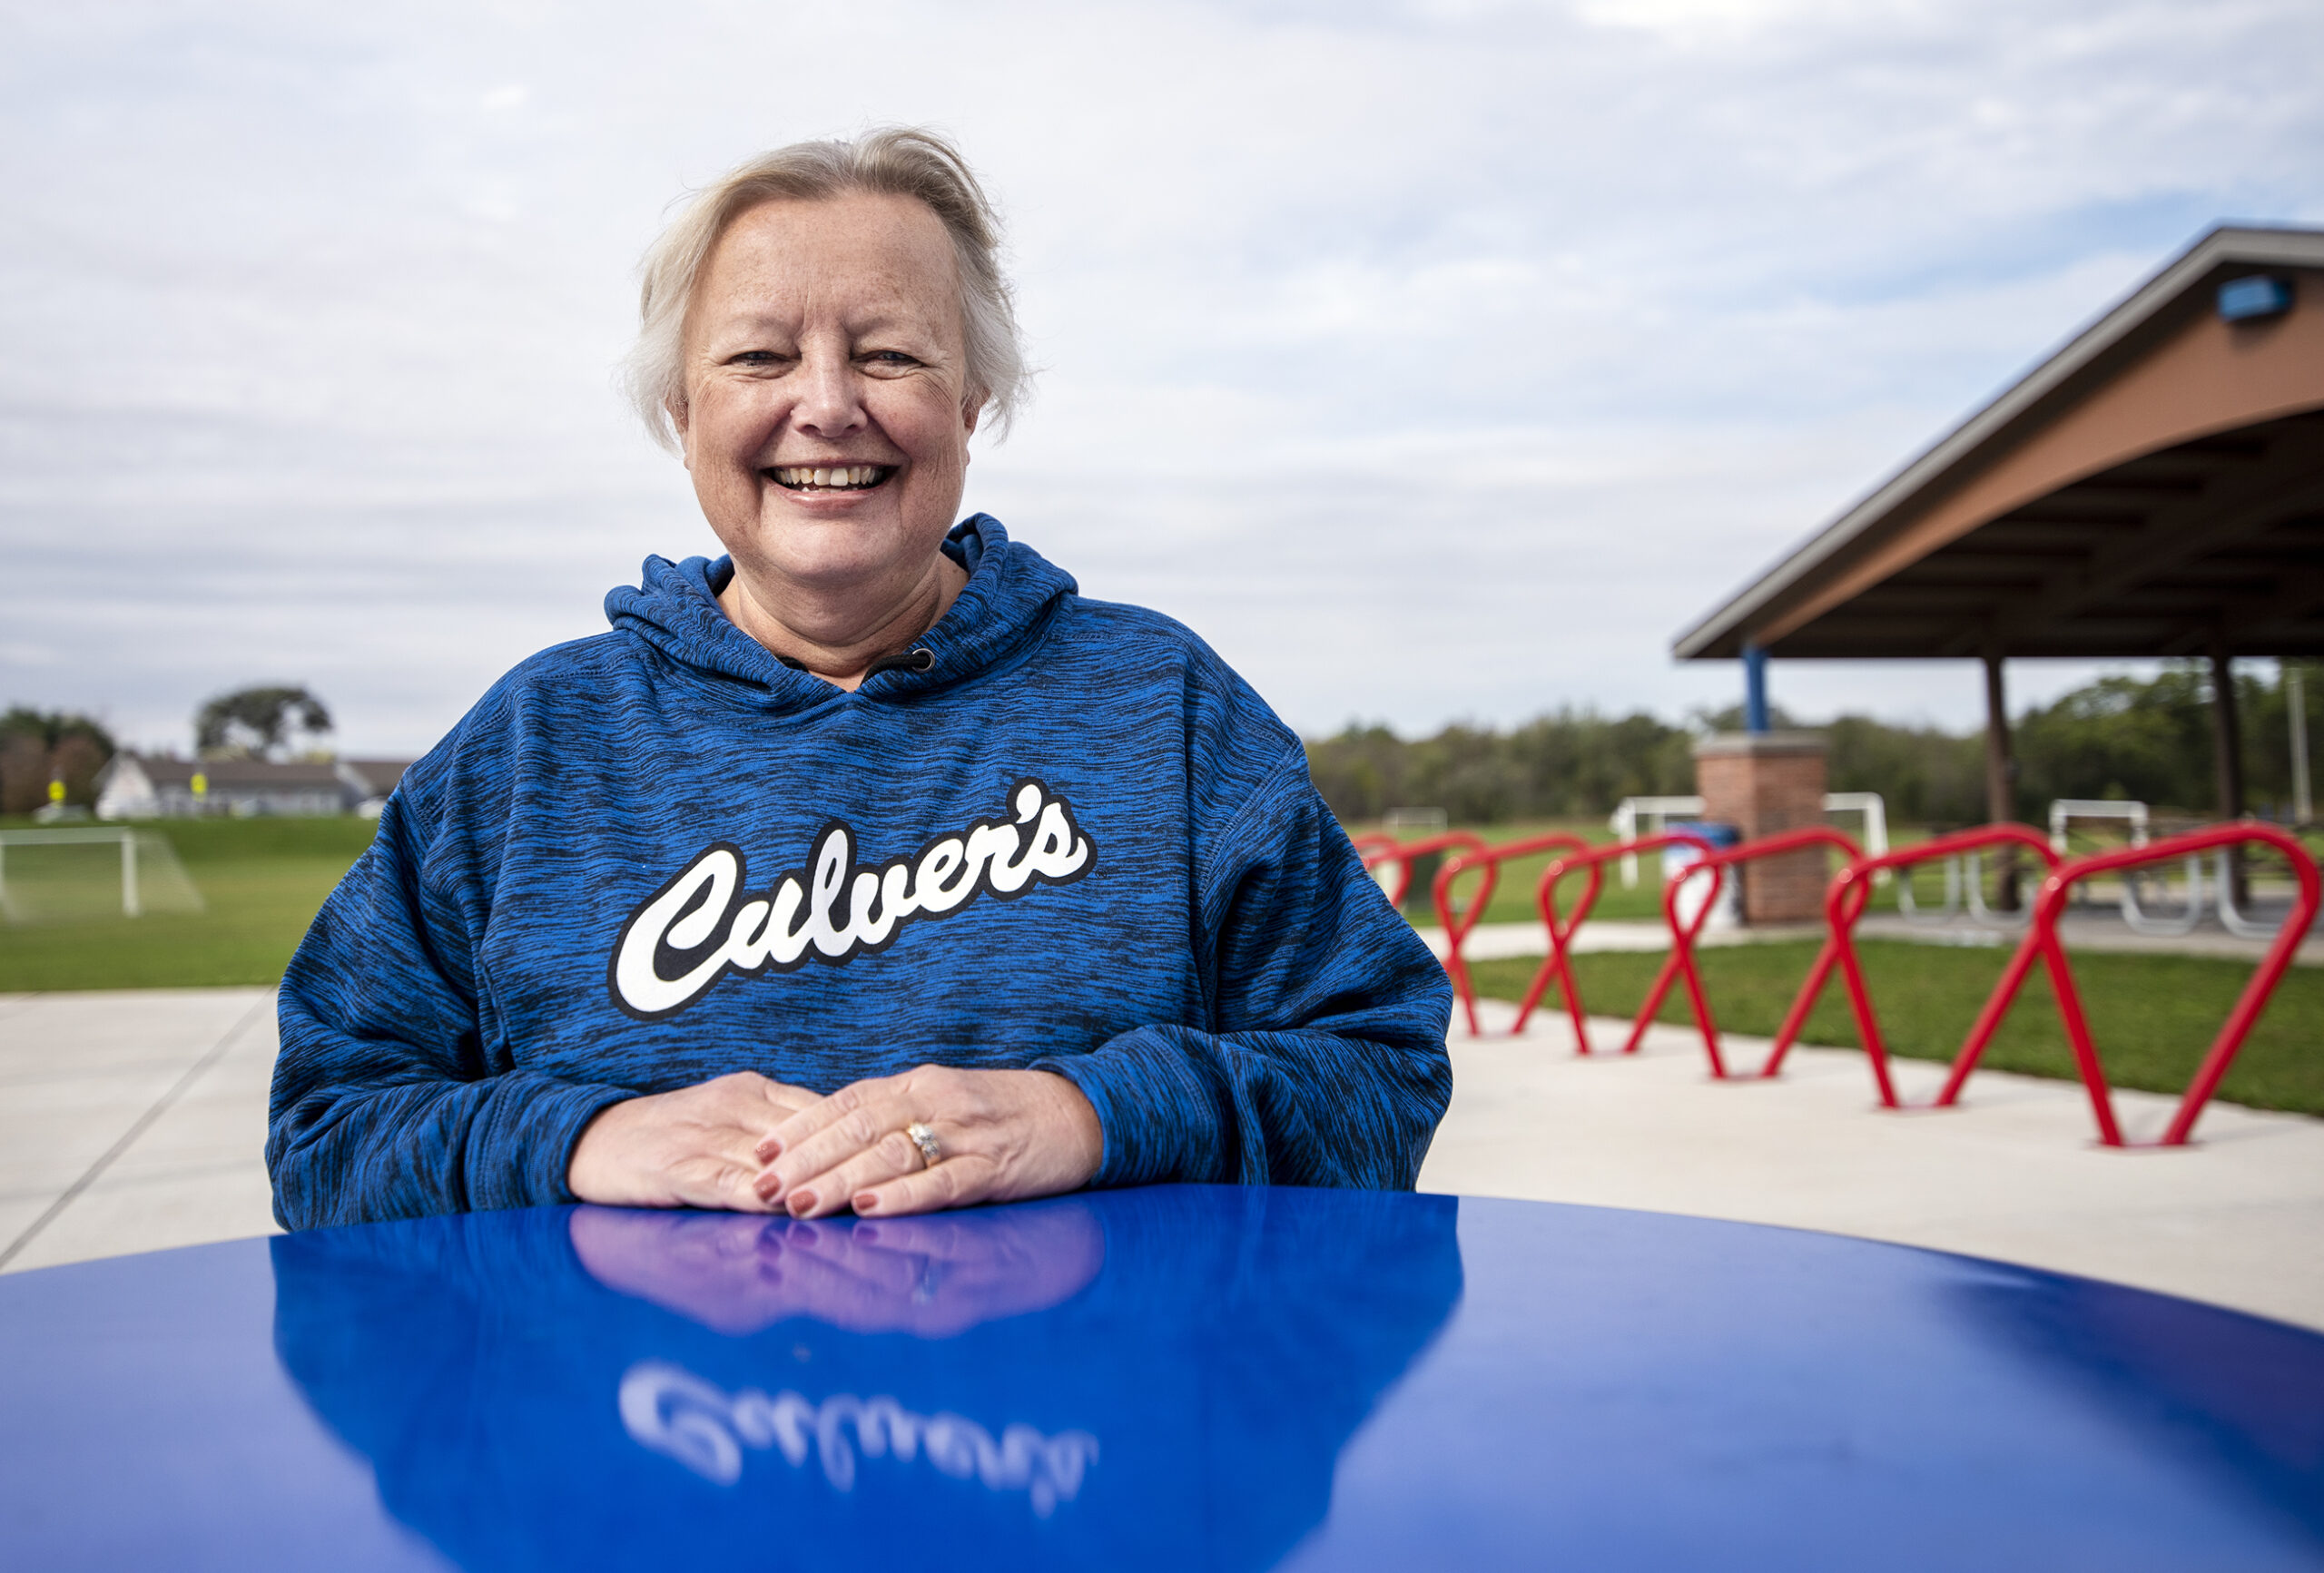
[2238,658,2321,821]
[1305,662,2318,831]
[1822,714,1985,826]
[1306,708,1695,824]
[2012,665,2212,815]
[194,685,334,762]
[0,707,117,812]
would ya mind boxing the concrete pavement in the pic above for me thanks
[0,988,280,1273]
[4,986,2320,1332]
[1418,998,2324,1331]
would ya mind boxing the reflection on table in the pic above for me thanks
[271,1187,1464,1571]
[5,1185,2322,1570]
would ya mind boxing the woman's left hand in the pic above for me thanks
[753,1066,1103,1220]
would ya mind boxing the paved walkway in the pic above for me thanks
[1419,998,2324,1331]
[5,988,2320,1332]
[0,988,280,1273]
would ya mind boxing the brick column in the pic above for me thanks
[1693,732,1828,924]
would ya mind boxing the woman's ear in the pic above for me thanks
[960,392,985,444]
[666,397,694,468]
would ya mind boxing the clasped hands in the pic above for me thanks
[567,1066,1103,1220]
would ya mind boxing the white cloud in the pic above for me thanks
[0,0,2319,752]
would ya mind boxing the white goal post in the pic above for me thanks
[1610,792,1888,887]
[0,828,180,920]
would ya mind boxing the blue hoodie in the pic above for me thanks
[269,516,1452,1229]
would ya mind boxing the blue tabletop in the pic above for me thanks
[2,1186,2319,1571]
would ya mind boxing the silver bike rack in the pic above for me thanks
[1898,850,2028,929]
[2120,855,2208,937]
[1896,856,1962,923]
[2214,847,2320,941]
[1964,850,2032,929]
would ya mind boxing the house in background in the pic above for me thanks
[94,754,417,820]
[338,760,413,818]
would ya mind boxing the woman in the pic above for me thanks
[267,128,1450,1229]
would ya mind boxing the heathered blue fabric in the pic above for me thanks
[268,516,1452,1229]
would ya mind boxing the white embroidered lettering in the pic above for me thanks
[844,872,891,949]
[972,822,1029,893]
[1022,801,1092,880]
[723,899,773,969]
[911,838,968,911]
[878,861,917,926]
[607,781,1098,1018]
[611,849,743,1018]
[765,879,811,967]
[803,825,854,959]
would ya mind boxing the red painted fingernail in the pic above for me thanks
[787,1191,815,1218]
[853,1194,879,1214]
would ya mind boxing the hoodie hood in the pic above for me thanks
[603,514,1078,711]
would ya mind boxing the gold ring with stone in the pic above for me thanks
[905,1122,942,1169]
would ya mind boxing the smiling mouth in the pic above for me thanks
[769,465,896,492]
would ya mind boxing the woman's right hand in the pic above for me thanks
[568,1071,821,1211]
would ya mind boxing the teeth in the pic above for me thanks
[774,465,887,488]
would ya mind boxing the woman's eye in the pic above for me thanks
[865,350,917,368]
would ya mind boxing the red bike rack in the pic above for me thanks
[1357,831,1489,909]
[2030,822,2319,1146]
[1505,831,1717,1057]
[1432,833,1590,1037]
[1797,823,2062,1109]
[1357,831,1492,1032]
[1660,826,1862,1080]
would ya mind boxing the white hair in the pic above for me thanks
[621,126,1030,452]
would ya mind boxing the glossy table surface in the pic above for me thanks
[3,1185,2320,1571]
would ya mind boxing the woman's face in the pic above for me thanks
[675,194,979,604]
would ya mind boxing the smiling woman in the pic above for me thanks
[265,127,1452,1234]
[676,192,980,684]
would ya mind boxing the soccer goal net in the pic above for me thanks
[0,829,205,924]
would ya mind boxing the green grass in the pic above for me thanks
[0,817,376,991]
[1467,939,2324,1117]
[1358,818,1936,928]
[1354,819,1689,925]
[11,812,2319,1123]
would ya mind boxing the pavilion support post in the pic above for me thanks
[1982,649,2019,910]
[2211,642,2248,906]
[1743,644,1770,734]
[2291,665,2313,826]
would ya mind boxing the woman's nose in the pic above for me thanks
[793,342,867,437]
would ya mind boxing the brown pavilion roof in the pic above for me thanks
[1673,224,2324,664]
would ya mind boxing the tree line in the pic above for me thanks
[10,668,2318,826]
[1306,661,2323,828]
[1,685,335,815]
[0,709,117,816]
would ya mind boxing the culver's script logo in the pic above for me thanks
[610,779,1095,1018]
[619,1360,1098,1516]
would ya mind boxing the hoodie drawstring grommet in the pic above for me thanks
[864,645,937,679]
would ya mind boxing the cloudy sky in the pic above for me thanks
[4,0,2320,755]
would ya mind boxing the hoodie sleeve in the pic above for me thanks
[267,766,635,1230]
[1032,753,1453,1191]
